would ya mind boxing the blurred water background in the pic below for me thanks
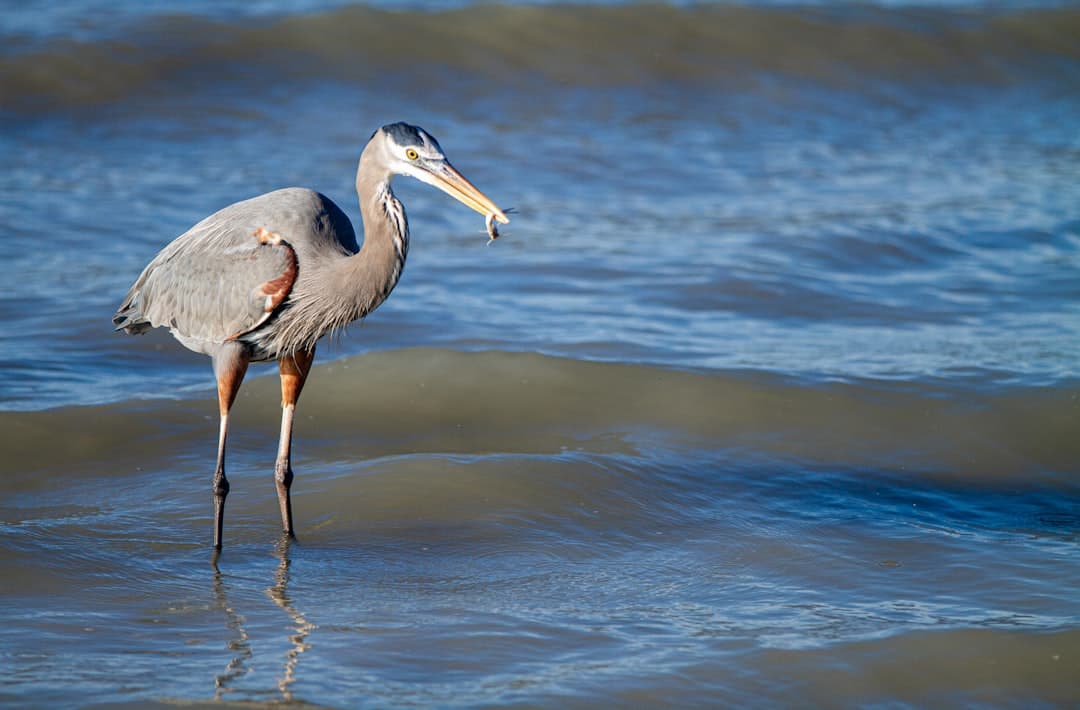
[1,0,1078,707]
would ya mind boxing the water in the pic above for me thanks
[1,1,1079,707]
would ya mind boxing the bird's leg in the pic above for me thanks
[212,349,250,550]
[275,347,315,538]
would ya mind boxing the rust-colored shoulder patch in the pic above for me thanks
[255,226,283,247]
[224,228,299,342]
[254,228,298,314]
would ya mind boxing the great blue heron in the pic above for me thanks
[114,122,509,549]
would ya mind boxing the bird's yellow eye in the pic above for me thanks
[405,148,419,160]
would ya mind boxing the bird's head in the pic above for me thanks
[370,122,509,225]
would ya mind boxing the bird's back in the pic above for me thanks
[113,188,358,357]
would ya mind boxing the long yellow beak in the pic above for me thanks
[425,161,509,224]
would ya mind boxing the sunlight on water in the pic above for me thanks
[1,1,1078,707]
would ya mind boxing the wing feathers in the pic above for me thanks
[119,221,298,345]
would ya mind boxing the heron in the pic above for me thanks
[113,122,509,549]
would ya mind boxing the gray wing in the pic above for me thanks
[114,191,314,347]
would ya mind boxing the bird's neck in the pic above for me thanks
[338,165,409,321]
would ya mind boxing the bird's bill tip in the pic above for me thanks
[429,162,509,224]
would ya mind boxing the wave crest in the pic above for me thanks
[2,4,1079,111]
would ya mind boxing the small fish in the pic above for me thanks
[485,208,515,246]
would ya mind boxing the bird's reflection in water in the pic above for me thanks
[210,538,316,702]
[267,535,316,702]
[211,551,252,699]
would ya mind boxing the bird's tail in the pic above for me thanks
[113,291,152,334]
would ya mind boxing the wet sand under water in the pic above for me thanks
[2,350,1078,707]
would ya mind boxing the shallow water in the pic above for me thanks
[2,1,1079,707]
[5,351,1080,707]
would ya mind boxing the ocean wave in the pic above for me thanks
[3,349,1077,483]
[2,4,1078,111]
